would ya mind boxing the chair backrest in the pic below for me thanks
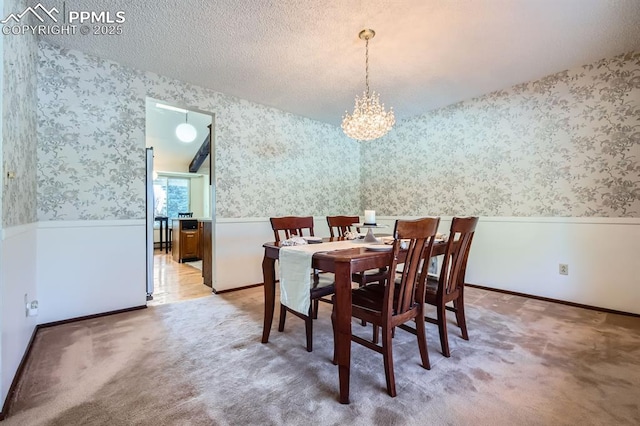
[326,215,360,237]
[385,217,440,317]
[438,217,479,296]
[177,212,193,218]
[270,216,315,242]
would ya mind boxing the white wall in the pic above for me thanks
[202,176,210,218]
[463,217,640,314]
[0,0,4,403]
[213,217,332,292]
[377,216,640,314]
[1,0,40,407]
[214,216,640,315]
[190,175,206,218]
[0,224,38,404]
[36,220,147,324]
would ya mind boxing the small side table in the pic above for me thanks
[154,216,169,253]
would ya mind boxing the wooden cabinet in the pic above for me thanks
[172,219,200,263]
[181,230,199,260]
[172,218,211,287]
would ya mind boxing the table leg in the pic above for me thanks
[261,254,276,343]
[164,220,169,254]
[158,219,163,252]
[334,261,352,404]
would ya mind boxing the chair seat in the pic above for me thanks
[350,283,407,316]
[310,274,335,299]
[425,276,439,294]
[425,275,462,302]
[351,283,384,311]
[359,269,387,277]
[351,269,388,286]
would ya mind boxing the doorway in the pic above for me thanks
[144,97,215,305]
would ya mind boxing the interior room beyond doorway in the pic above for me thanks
[146,97,214,304]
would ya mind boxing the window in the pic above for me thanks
[153,176,190,218]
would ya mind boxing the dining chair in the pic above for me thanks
[424,216,478,357]
[271,216,314,242]
[326,215,360,238]
[332,217,440,397]
[326,215,388,328]
[326,215,388,287]
[270,216,333,352]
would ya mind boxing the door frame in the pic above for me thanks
[144,98,216,299]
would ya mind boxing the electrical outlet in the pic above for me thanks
[559,264,569,275]
[28,300,39,317]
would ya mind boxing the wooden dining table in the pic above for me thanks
[261,237,448,404]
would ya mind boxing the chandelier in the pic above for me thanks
[342,29,395,141]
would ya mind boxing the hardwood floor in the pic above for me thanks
[148,250,212,306]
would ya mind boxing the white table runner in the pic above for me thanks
[279,240,361,314]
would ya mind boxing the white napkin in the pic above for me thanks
[281,236,308,246]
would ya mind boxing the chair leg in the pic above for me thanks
[357,277,367,327]
[331,307,337,365]
[454,294,469,340]
[415,308,431,370]
[278,304,286,332]
[372,325,379,344]
[312,299,319,319]
[382,325,396,397]
[437,302,450,357]
[305,306,313,352]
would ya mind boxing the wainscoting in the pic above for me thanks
[214,216,640,314]
[37,220,147,324]
[0,223,38,407]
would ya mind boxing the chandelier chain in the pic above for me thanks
[365,36,370,97]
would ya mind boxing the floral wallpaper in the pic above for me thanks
[2,0,38,227]
[361,52,640,217]
[37,42,360,220]
[35,42,640,220]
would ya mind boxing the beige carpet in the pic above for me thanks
[4,287,640,425]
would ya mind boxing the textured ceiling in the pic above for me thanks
[38,0,640,125]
